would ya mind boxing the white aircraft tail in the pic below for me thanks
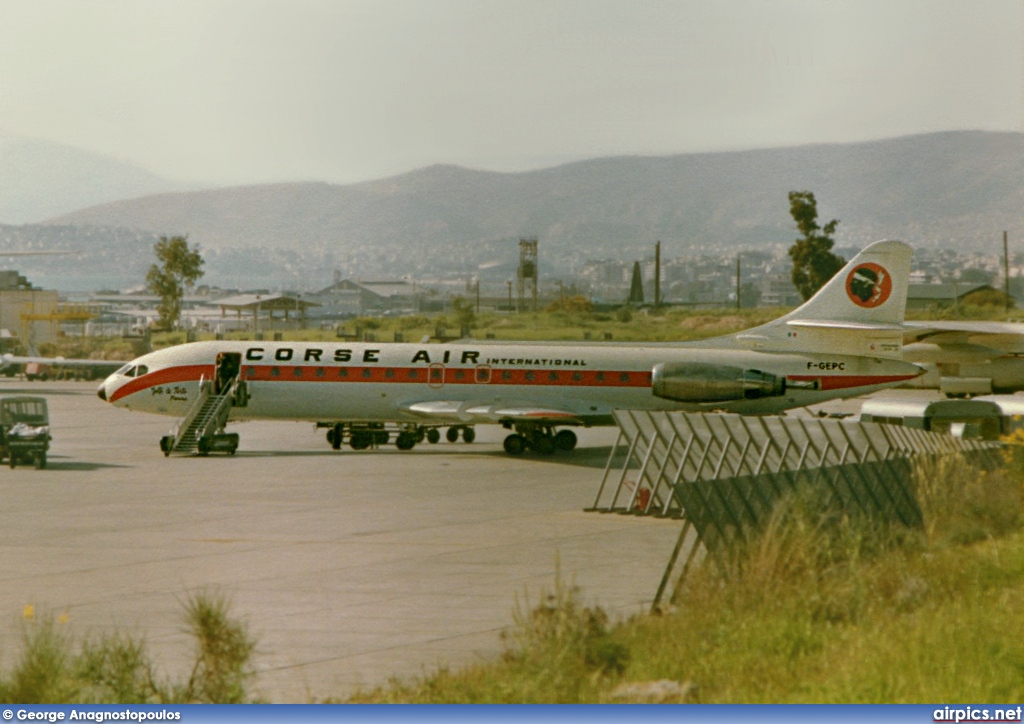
[734,239,913,359]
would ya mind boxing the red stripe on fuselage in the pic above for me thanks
[240,365,652,387]
[109,365,919,403]
[109,364,213,403]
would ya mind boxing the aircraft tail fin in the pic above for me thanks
[735,240,912,359]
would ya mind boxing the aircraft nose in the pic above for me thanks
[96,383,107,402]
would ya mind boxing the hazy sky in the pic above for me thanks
[1,0,1021,186]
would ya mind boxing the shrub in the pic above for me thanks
[497,571,628,702]
[178,592,256,703]
[0,593,256,704]
[913,452,1023,546]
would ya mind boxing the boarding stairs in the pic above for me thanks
[162,377,238,456]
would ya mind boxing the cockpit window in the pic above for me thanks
[116,365,149,378]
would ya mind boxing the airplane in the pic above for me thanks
[0,352,124,381]
[900,320,1024,397]
[95,240,923,456]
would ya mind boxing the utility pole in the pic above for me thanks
[736,255,741,310]
[1004,230,1011,313]
[506,280,513,313]
[654,241,661,310]
[475,278,480,314]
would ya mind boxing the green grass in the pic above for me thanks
[0,592,257,704]
[346,454,1024,703]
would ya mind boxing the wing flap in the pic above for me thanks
[401,400,583,425]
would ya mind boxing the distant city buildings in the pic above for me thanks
[3,239,1022,347]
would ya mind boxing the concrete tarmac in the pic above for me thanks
[0,380,683,701]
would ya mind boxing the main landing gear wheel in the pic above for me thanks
[503,434,526,455]
[426,428,441,444]
[554,429,577,452]
[349,431,372,450]
[445,426,460,443]
[530,434,556,455]
[462,426,475,443]
[327,424,343,450]
[396,432,417,451]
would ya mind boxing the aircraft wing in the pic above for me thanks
[400,400,585,425]
[902,321,1024,354]
[0,354,126,371]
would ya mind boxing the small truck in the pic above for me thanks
[0,396,51,469]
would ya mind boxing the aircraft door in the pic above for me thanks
[215,352,242,395]
[428,363,445,389]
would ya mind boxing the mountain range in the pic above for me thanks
[1,130,1022,291]
[0,133,186,224]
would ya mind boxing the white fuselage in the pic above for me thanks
[99,339,922,424]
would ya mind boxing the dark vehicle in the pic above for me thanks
[0,396,51,469]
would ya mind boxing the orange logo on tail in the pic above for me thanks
[845,263,892,308]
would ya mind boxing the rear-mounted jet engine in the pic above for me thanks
[651,362,786,402]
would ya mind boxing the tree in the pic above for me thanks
[146,235,204,330]
[627,261,644,304]
[739,281,762,308]
[787,191,845,301]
